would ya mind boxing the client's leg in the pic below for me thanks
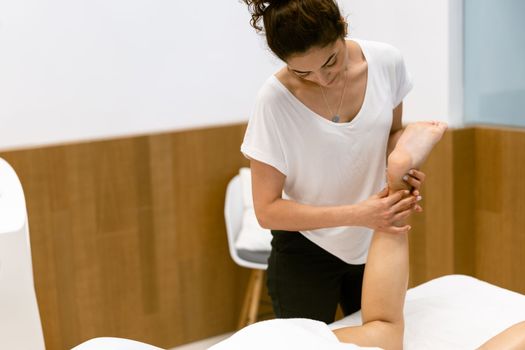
[333,121,447,350]
[477,321,525,350]
[387,121,447,191]
[333,231,408,350]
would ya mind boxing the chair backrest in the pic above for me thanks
[224,174,267,270]
[0,158,45,350]
[224,175,244,261]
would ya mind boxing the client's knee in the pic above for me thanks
[366,319,404,350]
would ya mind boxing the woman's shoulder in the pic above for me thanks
[255,71,294,109]
[352,38,404,65]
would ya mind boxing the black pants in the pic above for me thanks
[266,230,365,324]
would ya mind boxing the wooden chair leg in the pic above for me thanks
[237,270,256,329]
[237,269,264,330]
[247,269,264,325]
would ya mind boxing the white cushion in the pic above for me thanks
[234,168,272,251]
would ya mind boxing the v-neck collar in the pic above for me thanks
[272,39,371,128]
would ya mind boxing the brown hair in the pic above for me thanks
[242,0,346,61]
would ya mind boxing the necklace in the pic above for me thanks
[319,71,348,123]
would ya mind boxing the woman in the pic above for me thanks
[240,0,424,323]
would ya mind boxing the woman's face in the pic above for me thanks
[286,38,348,87]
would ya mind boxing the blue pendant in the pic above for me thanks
[332,115,340,123]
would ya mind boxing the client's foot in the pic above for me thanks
[387,121,448,191]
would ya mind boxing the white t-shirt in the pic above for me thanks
[241,39,413,264]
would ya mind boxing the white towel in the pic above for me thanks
[208,318,380,350]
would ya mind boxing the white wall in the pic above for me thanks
[0,0,281,151]
[341,0,463,127]
[0,0,462,151]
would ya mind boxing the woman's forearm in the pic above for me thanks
[388,103,405,156]
[255,198,358,231]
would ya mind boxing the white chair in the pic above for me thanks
[224,174,271,329]
[0,158,46,350]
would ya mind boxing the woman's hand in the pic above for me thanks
[403,168,425,212]
[354,187,421,234]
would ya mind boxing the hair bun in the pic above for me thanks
[245,0,291,8]
[241,0,297,32]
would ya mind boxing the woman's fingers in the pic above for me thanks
[380,188,424,231]
[381,224,412,235]
[391,194,418,213]
[403,169,426,191]
[376,186,389,198]
[392,209,412,222]
[385,189,410,206]
[404,176,421,189]
[389,202,423,229]
[408,169,426,181]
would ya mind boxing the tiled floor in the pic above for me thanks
[168,333,233,350]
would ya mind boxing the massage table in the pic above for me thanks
[211,275,525,349]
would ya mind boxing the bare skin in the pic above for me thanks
[387,121,448,192]
[275,39,367,124]
[477,321,525,349]
[333,121,446,349]
[333,229,408,350]
[388,121,447,227]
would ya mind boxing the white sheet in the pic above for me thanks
[211,275,525,350]
[208,318,379,350]
[331,274,525,349]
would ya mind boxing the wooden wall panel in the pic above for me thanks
[409,126,525,293]
[408,130,456,286]
[451,128,476,276]
[0,124,249,349]
[410,128,479,285]
[474,127,525,294]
